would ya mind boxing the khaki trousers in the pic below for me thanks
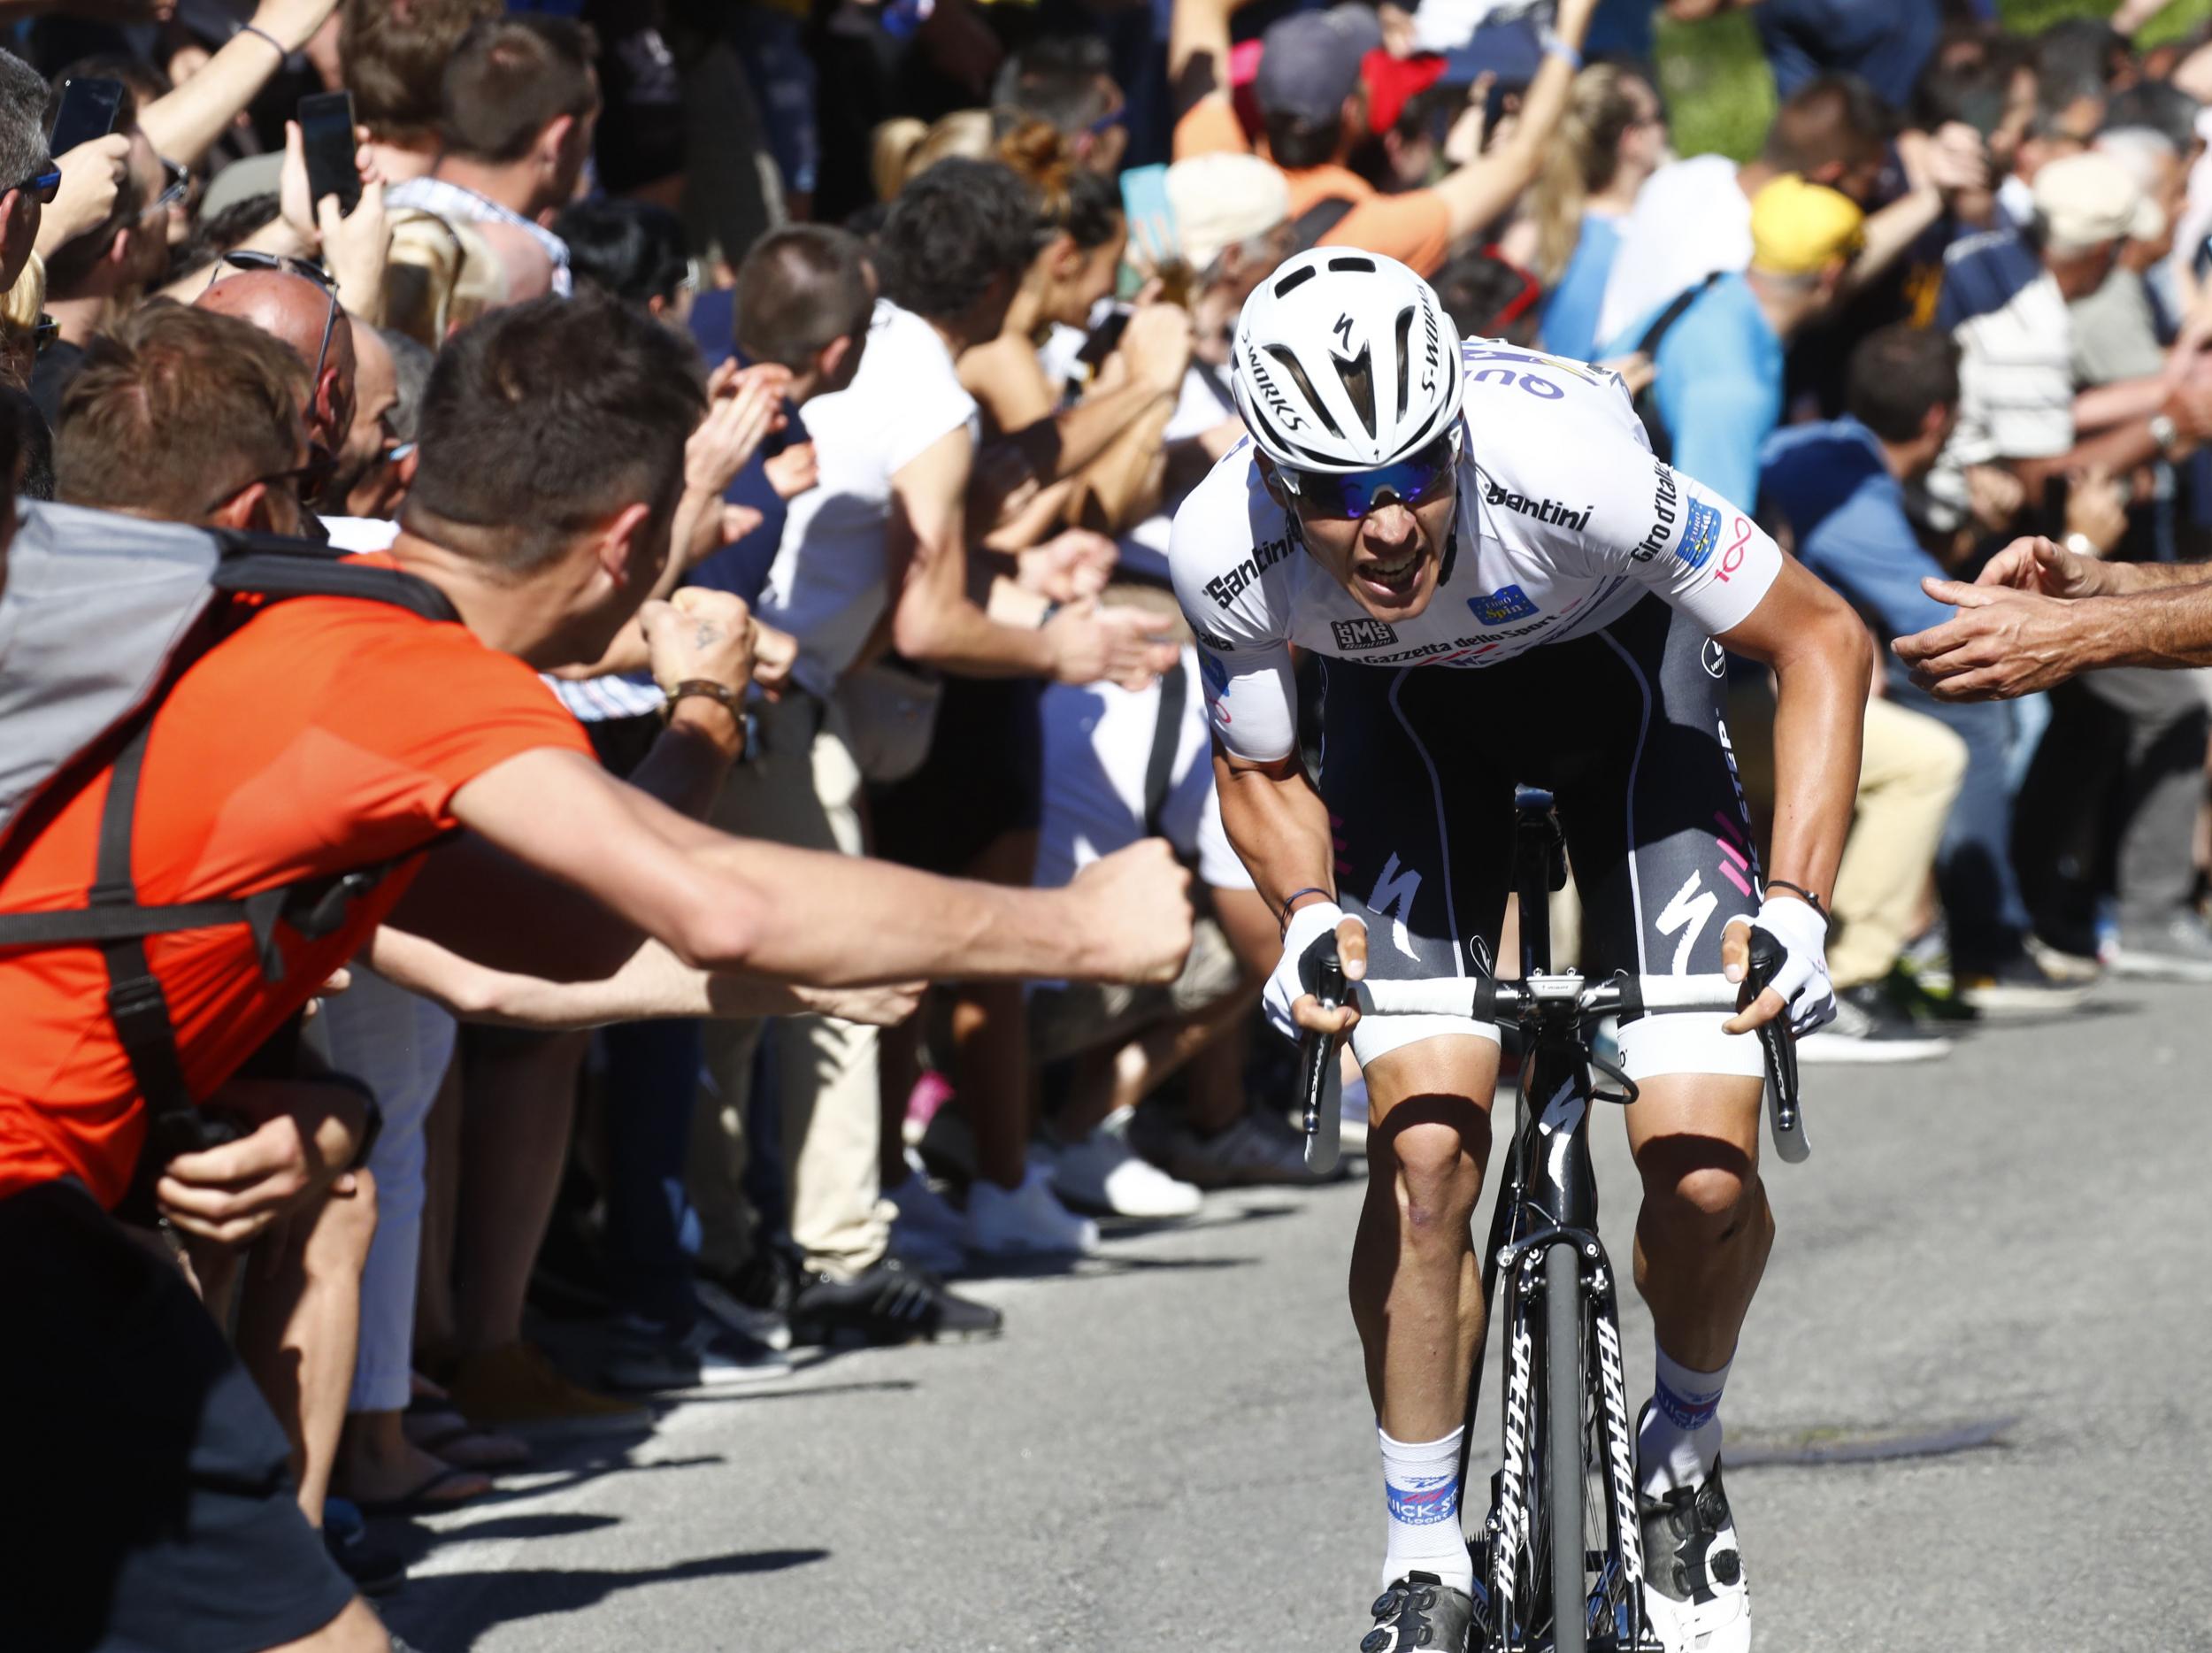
[1829,697,1969,988]
[688,693,891,1281]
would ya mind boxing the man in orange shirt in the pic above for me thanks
[1167,0,1600,275]
[0,294,1191,1653]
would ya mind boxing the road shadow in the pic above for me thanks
[383,1548,830,1649]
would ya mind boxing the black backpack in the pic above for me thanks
[0,502,457,1173]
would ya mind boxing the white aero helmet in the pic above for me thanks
[1229,248,1463,476]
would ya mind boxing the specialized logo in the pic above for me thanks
[1676,497,1723,572]
[1469,584,1540,627]
[1632,462,1678,562]
[1494,1322,1536,1623]
[1656,869,1717,976]
[1332,311,1355,354]
[1332,617,1399,650]
[1243,343,1304,432]
[1484,480,1592,532]
[1418,293,1440,396]
[1594,1316,1645,1585]
[1386,1473,1459,1526]
[1202,535,1294,607]
[1369,852,1423,959]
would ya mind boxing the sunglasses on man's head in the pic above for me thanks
[203,444,339,517]
[152,156,190,212]
[11,165,61,204]
[1279,434,1458,521]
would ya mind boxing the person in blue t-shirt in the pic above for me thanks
[1601,173,1863,511]
[1760,322,2050,1003]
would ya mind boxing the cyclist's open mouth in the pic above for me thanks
[1355,544,1427,604]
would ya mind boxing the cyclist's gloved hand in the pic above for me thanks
[1724,894,1835,1037]
[1263,901,1367,1042]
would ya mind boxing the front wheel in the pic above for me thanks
[1544,1242,1587,1653]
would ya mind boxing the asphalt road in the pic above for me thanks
[383,981,2212,1653]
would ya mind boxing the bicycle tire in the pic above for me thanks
[1545,1242,1587,1653]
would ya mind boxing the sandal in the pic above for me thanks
[403,1395,532,1472]
[354,1465,492,1518]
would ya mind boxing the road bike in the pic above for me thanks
[1297,788,1807,1653]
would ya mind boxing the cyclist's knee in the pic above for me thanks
[1384,1119,1483,1231]
[1643,1158,1767,1249]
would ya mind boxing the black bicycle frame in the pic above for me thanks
[1457,789,1647,1652]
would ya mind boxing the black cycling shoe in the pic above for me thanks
[789,1256,1003,1348]
[1360,1571,1474,1652]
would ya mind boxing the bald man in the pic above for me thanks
[196,265,357,472]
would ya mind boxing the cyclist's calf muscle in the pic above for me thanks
[1351,1034,1501,1438]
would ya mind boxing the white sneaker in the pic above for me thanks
[887,1152,970,1274]
[1051,1109,1202,1218]
[966,1165,1100,1257]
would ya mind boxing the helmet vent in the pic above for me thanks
[1393,306,1415,422]
[1265,345,1341,438]
[1273,265,1317,298]
[1326,257,1376,273]
[1340,347,1375,439]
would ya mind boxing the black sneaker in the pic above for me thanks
[1360,1571,1473,1653]
[1794,984,1953,1065]
[789,1256,1002,1347]
[1878,960,1978,1025]
[1638,1463,1748,1653]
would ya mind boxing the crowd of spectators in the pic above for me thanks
[5,0,2212,1646]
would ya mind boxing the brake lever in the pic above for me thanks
[1745,929,1809,1163]
[1298,941,1347,1174]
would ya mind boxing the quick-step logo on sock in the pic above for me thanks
[1386,1473,1459,1526]
[1653,1372,1724,1432]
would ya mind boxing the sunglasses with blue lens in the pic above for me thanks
[1282,434,1458,521]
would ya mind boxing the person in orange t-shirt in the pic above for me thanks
[0,296,1195,1653]
[1165,0,1600,277]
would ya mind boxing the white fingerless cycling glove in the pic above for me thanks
[1263,902,1365,1042]
[1733,894,1836,1036]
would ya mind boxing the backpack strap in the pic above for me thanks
[1628,272,1723,464]
[89,720,197,1138]
[1289,196,1358,253]
[211,542,460,623]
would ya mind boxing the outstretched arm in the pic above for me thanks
[366,924,924,1029]
[419,747,1194,988]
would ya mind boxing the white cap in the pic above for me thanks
[2032,150,2164,249]
[1166,154,1291,273]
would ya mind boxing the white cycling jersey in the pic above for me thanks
[1169,341,1786,764]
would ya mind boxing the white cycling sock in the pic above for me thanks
[1379,1426,1473,1593]
[1639,1342,1730,1497]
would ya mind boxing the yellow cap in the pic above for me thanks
[1749,174,1866,277]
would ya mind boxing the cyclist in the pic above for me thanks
[1169,250,1872,1652]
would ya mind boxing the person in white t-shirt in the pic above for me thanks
[1594,74,1893,350]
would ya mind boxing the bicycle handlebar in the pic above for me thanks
[1294,942,1809,1167]
[1352,972,1745,1021]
